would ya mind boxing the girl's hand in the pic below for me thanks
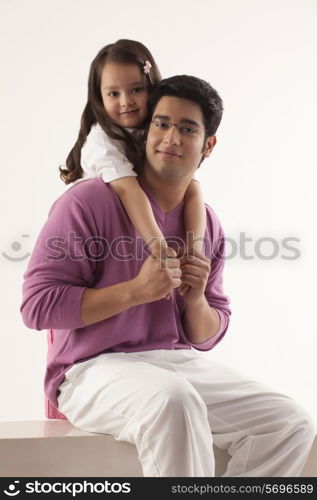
[176,248,211,303]
[150,246,177,300]
[176,247,194,296]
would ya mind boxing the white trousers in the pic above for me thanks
[57,349,315,477]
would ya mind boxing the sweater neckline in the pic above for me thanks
[138,178,185,222]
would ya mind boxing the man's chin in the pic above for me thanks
[156,169,183,181]
[144,159,188,182]
[153,162,183,176]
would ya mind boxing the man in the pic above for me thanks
[21,76,315,477]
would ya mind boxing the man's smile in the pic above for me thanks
[156,149,182,158]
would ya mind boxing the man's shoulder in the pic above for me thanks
[204,203,224,235]
[50,178,115,214]
[202,203,226,259]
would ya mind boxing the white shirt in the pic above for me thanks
[81,123,138,183]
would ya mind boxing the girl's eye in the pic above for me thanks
[131,87,144,94]
[108,91,119,97]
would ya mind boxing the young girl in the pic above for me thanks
[59,39,206,296]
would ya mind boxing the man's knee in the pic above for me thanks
[155,377,206,416]
[293,406,316,444]
[281,398,316,445]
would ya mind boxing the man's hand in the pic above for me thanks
[132,247,182,304]
[177,248,211,304]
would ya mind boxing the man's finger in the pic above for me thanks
[180,265,210,284]
[178,246,210,263]
[171,277,182,288]
[181,274,205,288]
[187,248,210,262]
[181,257,211,271]
[170,268,182,278]
[166,257,181,268]
[166,247,177,258]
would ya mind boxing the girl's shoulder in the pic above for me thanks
[88,123,144,142]
[83,123,126,159]
[86,122,112,145]
[83,123,125,156]
[84,123,144,155]
[85,122,137,147]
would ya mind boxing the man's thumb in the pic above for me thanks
[166,247,177,258]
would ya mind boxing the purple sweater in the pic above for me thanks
[21,178,231,407]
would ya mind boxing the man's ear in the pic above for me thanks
[203,135,217,158]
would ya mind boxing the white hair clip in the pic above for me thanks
[143,60,152,75]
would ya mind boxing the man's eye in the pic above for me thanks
[156,121,169,129]
[182,127,196,134]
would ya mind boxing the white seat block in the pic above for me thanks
[0,421,315,477]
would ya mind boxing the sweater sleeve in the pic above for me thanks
[81,125,137,183]
[188,206,231,351]
[20,191,100,331]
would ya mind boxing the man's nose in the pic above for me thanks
[163,125,181,145]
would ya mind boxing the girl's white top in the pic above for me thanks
[81,123,138,183]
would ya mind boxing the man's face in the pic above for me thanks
[145,96,216,182]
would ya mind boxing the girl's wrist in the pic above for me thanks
[149,239,168,259]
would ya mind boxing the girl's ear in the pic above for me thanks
[203,135,217,158]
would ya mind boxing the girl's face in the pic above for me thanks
[100,62,149,128]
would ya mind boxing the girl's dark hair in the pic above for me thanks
[59,39,161,184]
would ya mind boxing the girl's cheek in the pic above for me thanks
[142,94,149,108]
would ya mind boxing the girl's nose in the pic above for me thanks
[120,93,135,109]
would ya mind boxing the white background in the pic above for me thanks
[0,0,316,425]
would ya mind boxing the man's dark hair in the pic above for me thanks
[148,75,224,137]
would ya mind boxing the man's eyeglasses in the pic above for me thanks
[151,118,208,137]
